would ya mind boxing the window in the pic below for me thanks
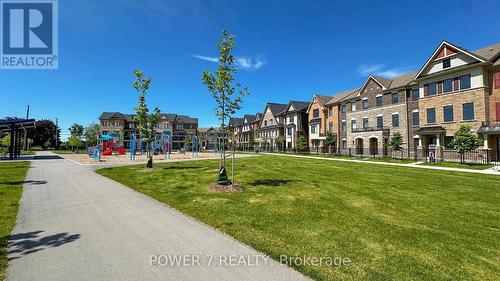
[494,72,500,89]
[377,116,383,128]
[376,96,383,107]
[460,74,471,90]
[428,83,437,96]
[287,127,292,136]
[444,136,454,149]
[427,108,436,124]
[362,118,368,129]
[341,121,346,132]
[129,123,135,129]
[411,89,419,101]
[351,120,357,132]
[462,102,475,120]
[269,119,273,125]
[102,121,110,127]
[328,108,332,117]
[341,104,346,113]
[443,105,454,122]
[313,109,319,118]
[443,78,452,93]
[341,140,347,149]
[351,102,356,112]
[288,115,294,123]
[113,121,120,127]
[442,58,451,69]
[392,114,399,127]
[412,112,419,126]
[310,124,317,134]
[264,120,267,126]
[363,99,368,109]
[391,93,399,104]
[328,122,333,133]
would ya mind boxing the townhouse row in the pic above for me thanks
[229,41,500,160]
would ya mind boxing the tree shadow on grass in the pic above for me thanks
[162,166,203,170]
[6,231,81,261]
[249,179,295,187]
[0,180,47,185]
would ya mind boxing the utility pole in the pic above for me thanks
[55,118,59,148]
[23,105,30,150]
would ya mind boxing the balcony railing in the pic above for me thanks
[481,121,500,127]
[352,126,390,133]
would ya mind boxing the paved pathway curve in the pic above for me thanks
[7,151,309,281]
[263,153,500,175]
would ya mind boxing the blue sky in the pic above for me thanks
[1,0,499,139]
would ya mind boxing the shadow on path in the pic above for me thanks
[7,231,81,261]
[34,155,63,160]
[0,180,47,185]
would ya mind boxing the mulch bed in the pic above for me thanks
[207,183,245,193]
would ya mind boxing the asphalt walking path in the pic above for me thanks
[7,151,309,281]
[263,153,500,175]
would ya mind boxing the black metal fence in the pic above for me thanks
[246,146,500,165]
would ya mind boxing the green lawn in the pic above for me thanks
[0,162,30,281]
[97,156,500,281]
[273,152,416,164]
[419,161,495,170]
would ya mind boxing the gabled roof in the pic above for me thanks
[305,94,331,112]
[472,43,500,61]
[99,112,127,120]
[326,88,360,105]
[243,114,257,124]
[176,115,198,123]
[267,103,288,116]
[288,100,310,112]
[161,114,177,122]
[198,127,218,133]
[387,72,417,89]
[228,117,244,127]
[414,40,487,79]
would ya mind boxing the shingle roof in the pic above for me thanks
[472,43,500,61]
[371,76,393,89]
[243,114,256,123]
[100,112,197,123]
[99,112,127,120]
[177,115,198,123]
[288,101,310,112]
[326,88,360,105]
[387,72,417,90]
[229,117,244,127]
[314,95,332,107]
[267,103,288,116]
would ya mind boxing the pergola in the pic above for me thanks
[0,118,36,160]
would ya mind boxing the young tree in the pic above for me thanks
[201,30,250,186]
[132,70,161,168]
[296,135,307,152]
[184,137,191,152]
[388,132,403,151]
[324,132,337,154]
[249,138,256,151]
[69,123,84,152]
[274,136,285,152]
[450,125,481,163]
[84,123,101,146]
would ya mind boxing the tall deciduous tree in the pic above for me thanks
[450,125,481,163]
[28,119,60,149]
[69,123,84,152]
[84,123,101,146]
[132,70,161,168]
[201,30,250,185]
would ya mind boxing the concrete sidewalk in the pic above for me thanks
[263,153,500,176]
[7,151,309,281]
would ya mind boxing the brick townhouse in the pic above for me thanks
[99,112,198,149]
[257,103,287,151]
[280,101,309,150]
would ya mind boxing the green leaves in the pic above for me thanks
[388,132,403,150]
[201,30,250,129]
[450,125,481,153]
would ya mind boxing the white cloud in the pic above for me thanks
[192,54,266,70]
[357,64,411,78]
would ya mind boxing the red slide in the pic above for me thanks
[101,141,113,156]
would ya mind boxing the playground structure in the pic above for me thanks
[90,134,126,161]
[128,131,199,161]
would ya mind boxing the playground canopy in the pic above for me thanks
[0,118,36,160]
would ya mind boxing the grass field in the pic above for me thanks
[97,155,500,281]
[419,161,495,170]
[0,162,30,281]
